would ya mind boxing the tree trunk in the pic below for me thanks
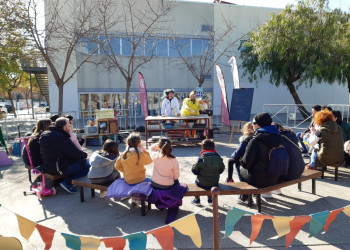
[199,79,204,87]
[58,82,64,116]
[7,91,17,118]
[124,79,131,129]
[285,80,310,119]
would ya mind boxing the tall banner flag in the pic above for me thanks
[215,65,230,126]
[228,56,240,89]
[138,72,148,118]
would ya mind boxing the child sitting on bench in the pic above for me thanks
[88,139,121,198]
[191,139,225,205]
[115,133,153,204]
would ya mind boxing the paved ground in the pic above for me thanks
[1,132,350,249]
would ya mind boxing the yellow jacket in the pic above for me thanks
[115,149,152,184]
[181,98,200,116]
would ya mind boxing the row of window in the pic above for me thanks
[79,36,213,58]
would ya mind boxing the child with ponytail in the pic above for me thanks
[115,133,152,185]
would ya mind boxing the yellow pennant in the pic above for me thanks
[80,236,101,250]
[271,216,294,238]
[170,214,202,248]
[15,214,37,240]
[342,206,350,218]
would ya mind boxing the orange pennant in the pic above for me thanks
[250,214,274,245]
[36,224,55,249]
[101,237,126,250]
[147,226,174,250]
[324,208,344,232]
[285,215,311,248]
[16,214,37,240]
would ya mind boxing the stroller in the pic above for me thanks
[20,136,56,199]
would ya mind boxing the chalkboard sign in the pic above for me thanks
[229,88,254,121]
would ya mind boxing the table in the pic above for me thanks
[145,115,209,148]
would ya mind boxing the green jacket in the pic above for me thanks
[341,122,350,142]
[316,121,344,167]
[192,152,225,188]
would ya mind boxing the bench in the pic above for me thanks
[25,165,64,183]
[321,163,341,181]
[71,177,151,216]
[185,169,322,213]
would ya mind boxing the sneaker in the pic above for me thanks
[301,150,308,154]
[99,191,107,199]
[226,178,234,183]
[261,192,273,199]
[60,182,78,194]
[207,198,213,204]
[303,154,311,158]
[235,194,248,203]
[191,198,201,205]
[131,197,141,206]
[305,164,316,170]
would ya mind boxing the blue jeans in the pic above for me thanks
[296,132,308,152]
[63,159,90,185]
[310,150,317,167]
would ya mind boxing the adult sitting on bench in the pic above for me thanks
[240,112,288,199]
[40,117,90,193]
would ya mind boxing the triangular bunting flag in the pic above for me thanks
[309,211,330,237]
[16,214,37,240]
[123,232,147,250]
[101,237,126,250]
[80,236,101,250]
[170,214,202,248]
[0,236,23,250]
[250,214,274,245]
[62,233,81,250]
[36,224,55,249]
[342,205,350,218]
[271,216,294,238]
[285,215,311,248]
[147,226,174,250]
[324,208,344,232]
[224,207,254,238]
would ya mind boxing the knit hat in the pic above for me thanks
[253,112,272,128]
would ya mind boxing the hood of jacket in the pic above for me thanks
[319,121,341,135]
[201,152,224,166]
[39,127,70,146]
[255,125,281,147]
[88,151,118,178]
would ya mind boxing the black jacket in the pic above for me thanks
[279,130,304,181]
[40,127,87,175]
[240,125,281,188]
[22,133,43,168]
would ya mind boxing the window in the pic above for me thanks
[110,37,121,55]
[145,37,156,56]
[192,39,203,56]
[122,37,132,55]
[156,38,168,57]
[201,25,213,32]
[169,38,191,57]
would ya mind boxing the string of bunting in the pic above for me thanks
[1,203,350,249]
[224,205,350,248]
[0,203,205,250]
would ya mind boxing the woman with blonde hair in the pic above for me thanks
[226,122,254,183]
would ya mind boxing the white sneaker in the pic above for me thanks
[271,189,282,195]
[99,191,107,199]
[261,192,273,199]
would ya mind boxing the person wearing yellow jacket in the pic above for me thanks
[115,133,152,185]
[181,90,202,137]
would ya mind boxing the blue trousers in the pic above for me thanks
[63,159,90,185]
[296,132,309,152]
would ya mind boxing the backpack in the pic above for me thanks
[267,145,289,176]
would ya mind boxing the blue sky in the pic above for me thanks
[180,0,350,11]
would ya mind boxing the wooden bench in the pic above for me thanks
[185,169,322,213]
[25,165,64,183]
[72,177,151,216]
[321,163,341,181]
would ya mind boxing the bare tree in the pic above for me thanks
[25,0,103,115]
[170,16,244,87]
[94,0,175,128]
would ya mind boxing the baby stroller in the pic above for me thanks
[20,137,56,199]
